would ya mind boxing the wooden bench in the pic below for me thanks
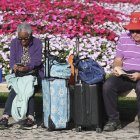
[0,81,137,97]
[0,82,9,93]
[120,89,136,98]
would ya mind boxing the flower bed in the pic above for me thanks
[0,0,140,75]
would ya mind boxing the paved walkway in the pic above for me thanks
[0,119,140,140]
[0,104,139,140]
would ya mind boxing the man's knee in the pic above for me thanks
[136,81,140,94]
[103,77,116,93]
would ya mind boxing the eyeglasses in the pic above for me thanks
[18,36,30,41]
[130,30,140,34]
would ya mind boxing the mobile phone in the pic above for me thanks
[16,63,24,66]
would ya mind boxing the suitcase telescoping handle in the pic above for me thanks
[75,37,79,83]
[44,37,50,78]
[76,37,79,57]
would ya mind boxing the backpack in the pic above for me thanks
[75,57,105,84]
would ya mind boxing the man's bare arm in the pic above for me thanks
[113,57,123,69]
[112,57,123,76]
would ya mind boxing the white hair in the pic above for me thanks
[17,22,32,35]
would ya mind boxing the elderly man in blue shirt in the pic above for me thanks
[0,22,44,130]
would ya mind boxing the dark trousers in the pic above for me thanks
[103,75,140,121]
[3,88,35,117]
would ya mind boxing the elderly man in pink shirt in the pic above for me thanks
[103,12,140,132]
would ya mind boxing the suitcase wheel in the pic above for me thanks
[75,126,82,132]
[96,127,102,133]
[41,123,45,128]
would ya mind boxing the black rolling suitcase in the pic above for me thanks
[73,38,105,133]
[74,82,104,132]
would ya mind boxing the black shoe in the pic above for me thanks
[138,116,140,134]
[21,118,37,130]
[138,120,140,134]
[103,120,121,132]
[0,117,8,129]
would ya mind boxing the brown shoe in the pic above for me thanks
[21,117,37,130]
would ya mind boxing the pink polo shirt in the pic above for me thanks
[116,32,140,72]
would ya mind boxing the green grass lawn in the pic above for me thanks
[118,97,137,108]
[0,92,137,108]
